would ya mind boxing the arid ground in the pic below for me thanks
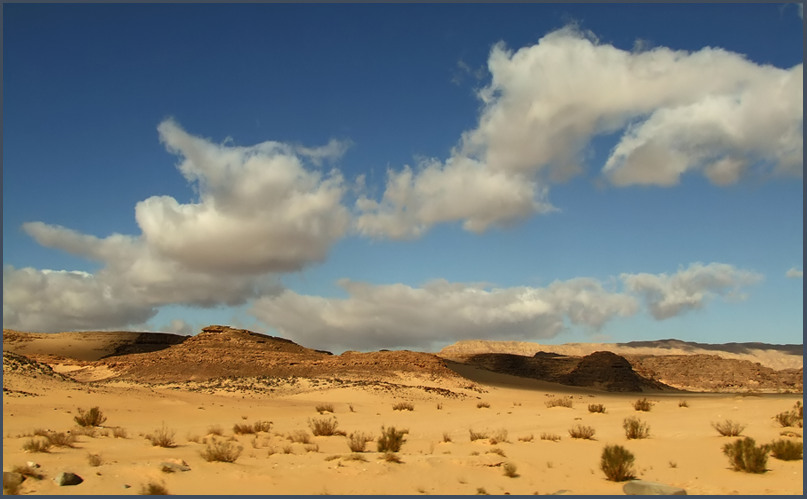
[3,327,803,495]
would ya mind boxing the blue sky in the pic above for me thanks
[3,2,803,353]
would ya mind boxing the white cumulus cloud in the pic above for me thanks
[786,267,803,278]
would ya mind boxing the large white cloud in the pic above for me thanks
[356,27,802,239]
[621,262,763,320]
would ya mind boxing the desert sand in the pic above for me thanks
[2,365,802,495]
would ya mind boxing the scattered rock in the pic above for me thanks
[4,472,26,488]
[160,461,191,473]
[122,484,131,489]
[623,480,687,495]
[54,472,83,486]
[25,461,40,469]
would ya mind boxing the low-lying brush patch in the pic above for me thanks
[382,451,403,463]
[22,437,51,453]
[545,396,573,408]
[568,425,596,440]
[469,429,489,441]
[476,402,490,409]
[588,404,606,413]
[74,406,107,427]
[304,443,320,453]
[442,432,452,443]
[139,481,169,495]
[207,425,223,436]
[487,447,506,457]
[518,434,534,442]
[712,420,745,437]
[316,404,334,414]
[200,437,242,463]
[377,426,407,452]
[309,417,340,436]
[623,417,650,440]
[288,430,312,444]
[722,437,768,473]
[502,462,518,478]
[253,420,273,433]
[146,424,177,448]
[233,423,255,435]
[347,431,373,452]
[46,431,77,448]
[678,400,689,408]
[393,402,414,411]
[12,464,44,480]
[774,402,803,428]
[71,426,97,438]
[632,398,653,412]
[490,428,509,444]
[540,432,561,442]
[87,453,103,467]
[769,439,802,461]
[112,426,128,438]
[601,444,636,481]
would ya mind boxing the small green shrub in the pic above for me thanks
[588,404,606,413]
[712,420,745,437]
[600,444,636,481]
[545,397,573,408]
[74,406,107,427]
[632,398,653,412]
[769,439,802,461]
[200,437,242,463]
[623,416,650,439]
[309,417,340,436]
[722,437,768,473]
[568,424,596,440]
[377,426,407,452]
[347,431,373,452]
[393,402,414,411]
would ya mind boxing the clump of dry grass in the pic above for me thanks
[487,447,506,457]
[207,425,223,436]
[71,426,97,438]
[233,423,255,435]
[343,453,367,462]
[200,437,242,463]
[146,424,177,448]
[382,451,403,463]
[442,432,453,443]
[632,398,653,412]
[476,402,490,409]
[347,431,373,452]
[623,417,650,439]
[377,426,407,452]
[46,431,77,448]
[540,432,561,442]
[712,420,746,437]
[568,425,596,440]
[601,445,636,481]
[678,400,689,408]
[22,437,52,453]
[304,443,320,453]
[74,406,107,427]
[139,481,169,495]
[11,464,44,480]
[490,429,509,444]
[469,429,489,441]
[588,404,606,413]
[518,434,534,442]
[316,404,334,414]
[722,437,768,473]
[545,396,573,408]
[87,453,103,467]
[309,417,340,436]
[502,462,518,478]
[393,402,414,411]
[769,439,802,461]
[112,426,128,438]
[288,430,312,444]
[253,420,273,433]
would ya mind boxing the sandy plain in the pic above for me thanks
[3,357,803,496]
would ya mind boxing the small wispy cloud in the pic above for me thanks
[786,267,803,278]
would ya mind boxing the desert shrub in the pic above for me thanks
[233,423,255,435]
[200,437,242,463]
[490,428,509,444]
[502,462,518,478]
[588,404,606,413]
[46,431,77,448]
[309,417,339,436]
[3,482,20,495]
[112,426,128,438]
[600,445,636,481]
[632,398,653,412]
[568,424,596,440]
[343,453,367,461]
[377,426,407,452]
[540,432,561,442]
[775,411,797,427]
[712,420,745,437]
[469,429,489,441]
[22,437,51,453]
[722,437,768,473]
[316,404,334,414]
[139,481,169,495]
[623,417,650,439]
[518,434,534,442]
[442,432,452,443]
[487,447,506,457]
[288,430,312,444]
[393,402,414,411]
[383,451,403,463]
[436,403,443,410]
[476,487,488,495]
[74,406,107,427]
[769,439,803,461]
[282,445,294,454]
[207,425,223,436]
[146,424,177,448]
[349,404,355,412]
[545,396,573,408]
[87,453,103,466]
[678,400,689,408]
[347,431,373,452]
[304,443,320,453]
[253,420,272,433]
[477,401,490,409]
[12,464,44,480]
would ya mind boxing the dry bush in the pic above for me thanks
[200,437,242,463]
[12,464,44,480]
[282,445,294,454]
[344,453,367,461]
[112,426,128,438]
[233,423,255,435]
[769,439,802,461]
[288,430,312,444]
[502,462,518,478]
[678,400,689,408]
[545,396,573,408]
[632,398,653,412]
[349,404,355,412]
[487,447,506,457]
[436,403,443,410]
[316,404,334,414]
[74,406,107,427]
[588,404,606,413]
[87,453,103,467]
[347,431,373,452]
[601,444,636,481]
[139,481,169,495]
[490,428,509,444]
[22,437,51,453]
[712,420,746,437]
[469,429,489,441]
[568,425,596,440]
[304,443,320,453]
[3,482,20,495]
[775,411,798,427]
[253,420,272,433]
[207,425,223,436]
[476,487,488,495]
[477,402,490,409]
[442,432,452,443]
[308,417,340,436]
[383,451,403,463]
[393,402,414,411]
[71,426,97,438]
[722,437,769,473]
[46,431,77,448]
[623,417,650,439]
[540,432,561,442]
[377,426,407,452]
[518,434,534,442]
[146,424,177,448]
